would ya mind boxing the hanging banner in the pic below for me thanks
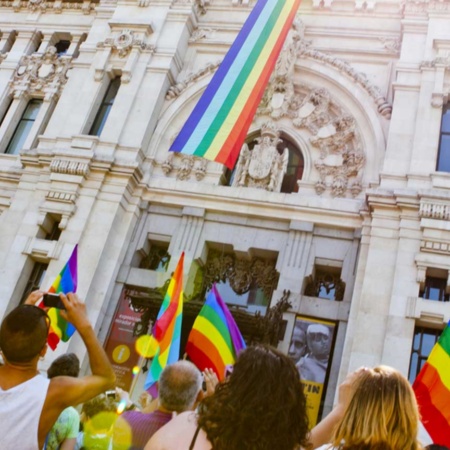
[104,289,145,391]
[288,315,336,426]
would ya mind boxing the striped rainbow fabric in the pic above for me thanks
[186,284,246,380]
[144,252,184,391]
[169,0,302,169]
[46,244,78,350]
[413,321,450,446]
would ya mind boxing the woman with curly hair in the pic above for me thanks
[145,344,354,450]
[317,365,424,450]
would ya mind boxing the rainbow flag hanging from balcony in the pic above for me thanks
[413,321,450,446]
[169,0,302,169]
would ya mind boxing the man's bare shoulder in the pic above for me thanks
[145,411,198,450]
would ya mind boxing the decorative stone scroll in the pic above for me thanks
[10,46,71,100]
[165,61,220,99]
[161,152,207,181]
[232,122,288,192]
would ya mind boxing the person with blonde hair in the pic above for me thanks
[317,365,423,450]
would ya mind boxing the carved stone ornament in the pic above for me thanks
[202,249,279,300]
[50,159,90,176]
[232,122,288,192]
[9,0,94,14]
[97,29,154,59]
[310,115,365,197]
[161,152,208,181]
[258,19,392,119]
[166,61,220,100]
[403,0,450,15]
[10,46,72,100]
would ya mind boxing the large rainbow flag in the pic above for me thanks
[46,244,78,350]
[186,284,246,380]
[144,252,184,391]
[169,0,302,169]
[413,321,450,446]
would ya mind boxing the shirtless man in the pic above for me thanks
[0,291,116,450]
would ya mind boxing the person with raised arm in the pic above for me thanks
[0,290,116,450]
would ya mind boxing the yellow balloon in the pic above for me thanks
[135,335,159,358]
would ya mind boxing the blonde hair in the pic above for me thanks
[331,366,422,450]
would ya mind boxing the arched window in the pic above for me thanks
[278,136,304,193]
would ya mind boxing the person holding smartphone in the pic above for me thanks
[0,290,116,450]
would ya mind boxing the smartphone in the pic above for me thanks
[42,293,66,310]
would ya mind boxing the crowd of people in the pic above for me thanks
[0,290,448,450]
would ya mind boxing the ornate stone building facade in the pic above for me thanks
[1,0,450,420]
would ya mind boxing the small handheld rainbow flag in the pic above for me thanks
[144,253,184,392]
[169,0,302,169]
[413,321,450,446]
[186,284,246,380]
[46,245,78,350]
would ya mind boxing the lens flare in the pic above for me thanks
[116,399,127,415]
[135,335,158,358]
[132,366,140,376]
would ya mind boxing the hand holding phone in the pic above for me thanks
[42,293,66,310]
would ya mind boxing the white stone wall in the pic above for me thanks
[1,0,450,418]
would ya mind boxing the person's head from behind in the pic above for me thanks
[333,365,421,450]
[158,360,203,413]
[288,322,307,363]
[47,353,80,379]
[426,446,450,450]
[81,393,116,422]
[306,323,330,359]
[0,305,49,364]
[198,344,309,450]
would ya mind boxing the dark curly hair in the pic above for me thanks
[197,344,310,450]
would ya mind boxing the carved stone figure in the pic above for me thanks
[161,153,207,181]
[232,122,288,192]
[293,88,331,134]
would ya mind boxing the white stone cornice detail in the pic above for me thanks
[161,152,207,181]
[10,47,72,100]
[6,0,95,13]
[50,159,90,176]
[165,61,220,99]
[97,29,154,58]
[419,200,450,220]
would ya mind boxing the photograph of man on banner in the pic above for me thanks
[288,315,336,427]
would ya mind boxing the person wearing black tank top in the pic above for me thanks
[145,345,358,450]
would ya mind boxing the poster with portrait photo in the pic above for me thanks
[288,316,336,426]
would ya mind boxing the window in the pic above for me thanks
[20,262,48,303]
[89,77,121,136]
[5,99,42,155]
[437,106,450,172]
[408,326,442,383]
[54,40,71,56]
[138,243,170,272]
[304,265,345,301]
[420,276,449,302]
[280,140,304,194]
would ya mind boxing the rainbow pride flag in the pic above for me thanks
[169,0,302,169]
[46,245,78,350]
[413,321,450,446]
[186,284,246,380]
[144,252,184,391]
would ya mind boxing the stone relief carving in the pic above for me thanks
[7,0,94,13]
[232,122,288,192]
[378,37,401,54]
[310,115,365,197]
[258,19,391,119]
[419,201,450,220]
[165,61,220,99]
[97,29,153,59]
[403,0,450,15]
[189,28,216,43]
[161,152,207,181]
[10,46,71,100]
